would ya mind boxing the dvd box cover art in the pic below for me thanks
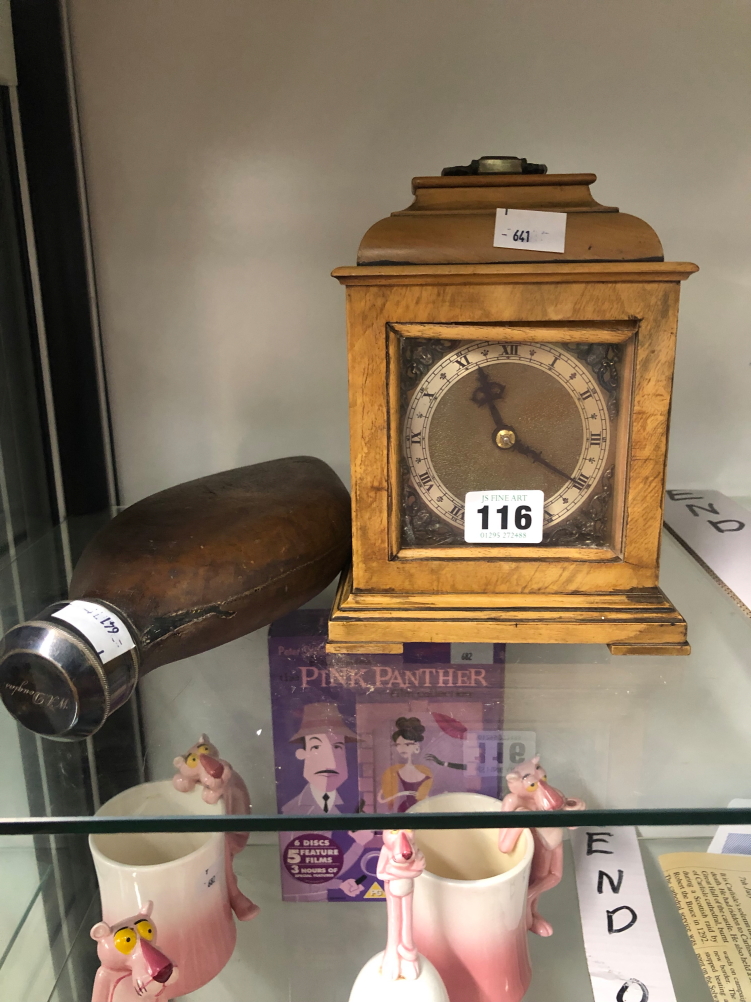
[269,610,509,902]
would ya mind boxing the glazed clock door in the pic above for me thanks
[394,324,634,554]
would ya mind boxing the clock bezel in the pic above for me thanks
[396,327,628,551]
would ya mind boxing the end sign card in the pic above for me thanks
[663,490,751,616]
[572,826,676,1002]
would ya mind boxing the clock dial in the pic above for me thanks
[402,340,613,542]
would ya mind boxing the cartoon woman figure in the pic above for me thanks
[378,717,433,813]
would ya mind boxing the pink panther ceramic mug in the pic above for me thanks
[89,781,235,997]
[409,792,534,1002]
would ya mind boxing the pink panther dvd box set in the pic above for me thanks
[269,610,509,902]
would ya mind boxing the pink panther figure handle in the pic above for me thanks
[377,829,426,981]
[171,734,218,793]
[172,735,259,922]
[90,901,179,1001]
[499,756,585,937]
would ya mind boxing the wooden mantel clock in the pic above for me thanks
[327,156,698,656]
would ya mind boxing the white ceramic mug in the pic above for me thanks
[408,792,534,1002]
[90,781,235,996]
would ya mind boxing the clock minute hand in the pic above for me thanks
[513,439,572,481]
[472,366,573,483]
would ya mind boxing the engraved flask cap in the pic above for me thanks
[0,602,139,740]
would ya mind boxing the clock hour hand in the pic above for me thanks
[472,366,507,427]
[472,367,572,482]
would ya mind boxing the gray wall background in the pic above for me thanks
[65,0,751,504]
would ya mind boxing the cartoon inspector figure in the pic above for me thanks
[281,701,371,901]
[282,702,358,815]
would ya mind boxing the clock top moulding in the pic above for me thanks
[328,160,698,656]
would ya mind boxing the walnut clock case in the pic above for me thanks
[328,162,698,656]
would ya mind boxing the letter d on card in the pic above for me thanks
[571,826,676,1002]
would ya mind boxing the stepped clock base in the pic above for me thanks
[326,571,690,655]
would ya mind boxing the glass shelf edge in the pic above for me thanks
[0,807,748,836]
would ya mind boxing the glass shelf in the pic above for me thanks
[0,832,711,1002]
[2,518,751,833]
[1,513,749,1002]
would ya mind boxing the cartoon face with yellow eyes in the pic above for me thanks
[181,734,217,769]
[91,901,179,997]
[506,754,546,793]
[520,769,539,792]
[112,918,153,953]
[172,734,221,794]
[185,742,211,769]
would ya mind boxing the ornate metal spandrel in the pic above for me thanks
[401,466,464,547]
[572,343,622,421]
[543,467,614,547]
[398,335,460,394]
